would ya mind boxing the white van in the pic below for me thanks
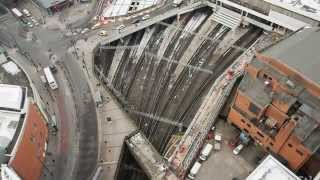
[199,143,213,161]
[188,161,201,179]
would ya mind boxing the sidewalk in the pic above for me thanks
[73,39,137,179]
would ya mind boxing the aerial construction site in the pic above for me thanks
[93,0,320,180]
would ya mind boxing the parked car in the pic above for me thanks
[188,162,201,180]
[214,132,222,142]
[20,18,28,24]
[27,22,33,28]
[233,144,244,155]
[142,14,150,21]
[81,28,89,34]
[40,75,47,84]
[30,17,39,26]
[22,9,31,17]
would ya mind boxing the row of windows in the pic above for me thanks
[287,143,305,156]
[239,119,264,138]
[239,117,305,157]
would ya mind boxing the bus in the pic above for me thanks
[43,67,58,90]
[11,8,23,18]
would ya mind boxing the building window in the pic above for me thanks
[288,143,293,148]
[249,103,261,116]
[269,142,274,146]
[30,136,36,143]
[244,128,249,133]
[257,131,264,138]
[263,74,268,79]
[241,119,245,123]
[247,123,251,128]
[296,149,304,156]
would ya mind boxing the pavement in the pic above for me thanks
[74,38,137,179]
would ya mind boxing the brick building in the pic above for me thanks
[0,84,48,180]
[227,27,320,174]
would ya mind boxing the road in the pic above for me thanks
[0,13,97,180]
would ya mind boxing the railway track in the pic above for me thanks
[146,12,210,147]
[98,8,262,155]
[139,14,192,137]
[155,25,229,151]
[164,27,263,148]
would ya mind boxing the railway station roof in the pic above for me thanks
[262,27,320,86]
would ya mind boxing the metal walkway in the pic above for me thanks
[211,6,241,30]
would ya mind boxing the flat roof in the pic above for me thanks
[262,27,320,86]
[0,111,22,150]
[1,164,21,180]
[0,84,23,111]
[265,0,320,21]
[246,155,300,180]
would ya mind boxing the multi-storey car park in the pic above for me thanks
[91,0,320,179]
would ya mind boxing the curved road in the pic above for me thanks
[0,14,98,180]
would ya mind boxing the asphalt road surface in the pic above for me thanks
[0,13,98,180]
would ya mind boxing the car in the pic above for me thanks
[233,144,244,155]
[30,17,39,26]
[27,22,33,28]
[142,14,150,21]
[81,28,89,34]
[98,30,108,36]
[40,75,47,84]
[20,18,28,24]
[22,9,31,17]
[214,133,222,142]
[188,162,201,179]
[30,17,36,22]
